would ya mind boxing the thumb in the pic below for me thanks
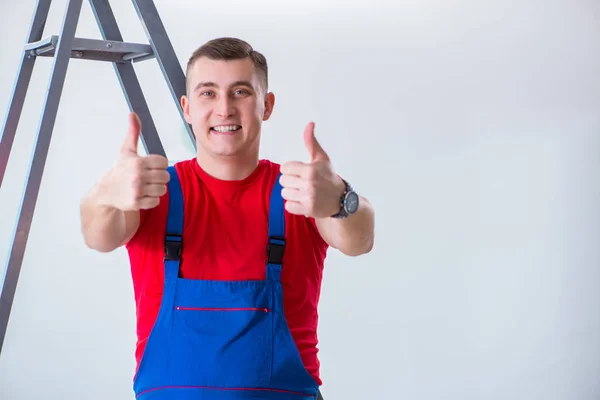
[120,112,141,155]
[303,122,329,162]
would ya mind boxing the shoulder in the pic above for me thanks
[171,158,197,179]
[259,158,281,176]
[254,159,284,191]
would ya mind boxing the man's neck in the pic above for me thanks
[196,152,259,181]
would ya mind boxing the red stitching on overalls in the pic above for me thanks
[175,306,271,312]
[136,385,316,398]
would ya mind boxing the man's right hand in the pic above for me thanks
[98,112,170,211]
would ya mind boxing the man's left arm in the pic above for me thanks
[279,122,375,256]
[315,190,375,256]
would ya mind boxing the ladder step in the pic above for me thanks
[23,35,155,63]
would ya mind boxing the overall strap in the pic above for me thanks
[164,165,184,280]
[266,173,285,281]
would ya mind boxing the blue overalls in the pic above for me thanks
[132,166,320,399]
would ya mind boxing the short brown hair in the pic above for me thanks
[185,37,268,94]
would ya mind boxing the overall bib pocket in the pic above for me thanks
[171,304,274,388]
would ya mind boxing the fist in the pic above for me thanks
[280,122,345,218]
[99,113,170,211]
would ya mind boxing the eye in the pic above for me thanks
[234,89,250,96]
[200,91,214,97]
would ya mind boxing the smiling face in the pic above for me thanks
[181,57,275,159]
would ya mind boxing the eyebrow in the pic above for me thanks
[193,80,255,92]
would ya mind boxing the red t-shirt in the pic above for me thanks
[125,158,329,385]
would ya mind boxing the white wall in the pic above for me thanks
[1,0,599,399]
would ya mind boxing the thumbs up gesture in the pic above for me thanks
[99,113,170,211]
[280,122,345,218]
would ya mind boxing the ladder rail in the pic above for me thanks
[0,0,52,187]
[0,0,85,353]
[89,0,167,157]
[131,0,196,150]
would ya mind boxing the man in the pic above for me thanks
[80,37,374,399]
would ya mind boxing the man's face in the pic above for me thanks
[181,57,274,159]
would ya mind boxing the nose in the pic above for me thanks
[215,95,235,118]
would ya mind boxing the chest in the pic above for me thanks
[177,184,272,280]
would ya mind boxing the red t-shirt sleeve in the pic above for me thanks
[306,217,327,247]
[126,192,167,248]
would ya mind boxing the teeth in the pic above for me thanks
[212,125,241,132]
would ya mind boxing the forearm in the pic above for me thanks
[80,183,128,252]
[316,195,375,256]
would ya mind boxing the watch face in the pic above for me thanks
[345,192,359,214]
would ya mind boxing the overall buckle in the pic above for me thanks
[267,235,285,264]
[164,234,182,261]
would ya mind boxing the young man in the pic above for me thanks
[80,37,374,399]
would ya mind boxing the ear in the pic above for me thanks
[262,92,275,121]
[181,95,191,124]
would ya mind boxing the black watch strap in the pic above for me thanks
[331,179,353,219]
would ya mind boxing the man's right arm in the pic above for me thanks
[79,112,168,253]
[80,182,140,252]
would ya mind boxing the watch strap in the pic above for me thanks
[331,178,353,219]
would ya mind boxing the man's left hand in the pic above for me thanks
[280,122,345,219]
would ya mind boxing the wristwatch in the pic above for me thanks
[331,178,359,219]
